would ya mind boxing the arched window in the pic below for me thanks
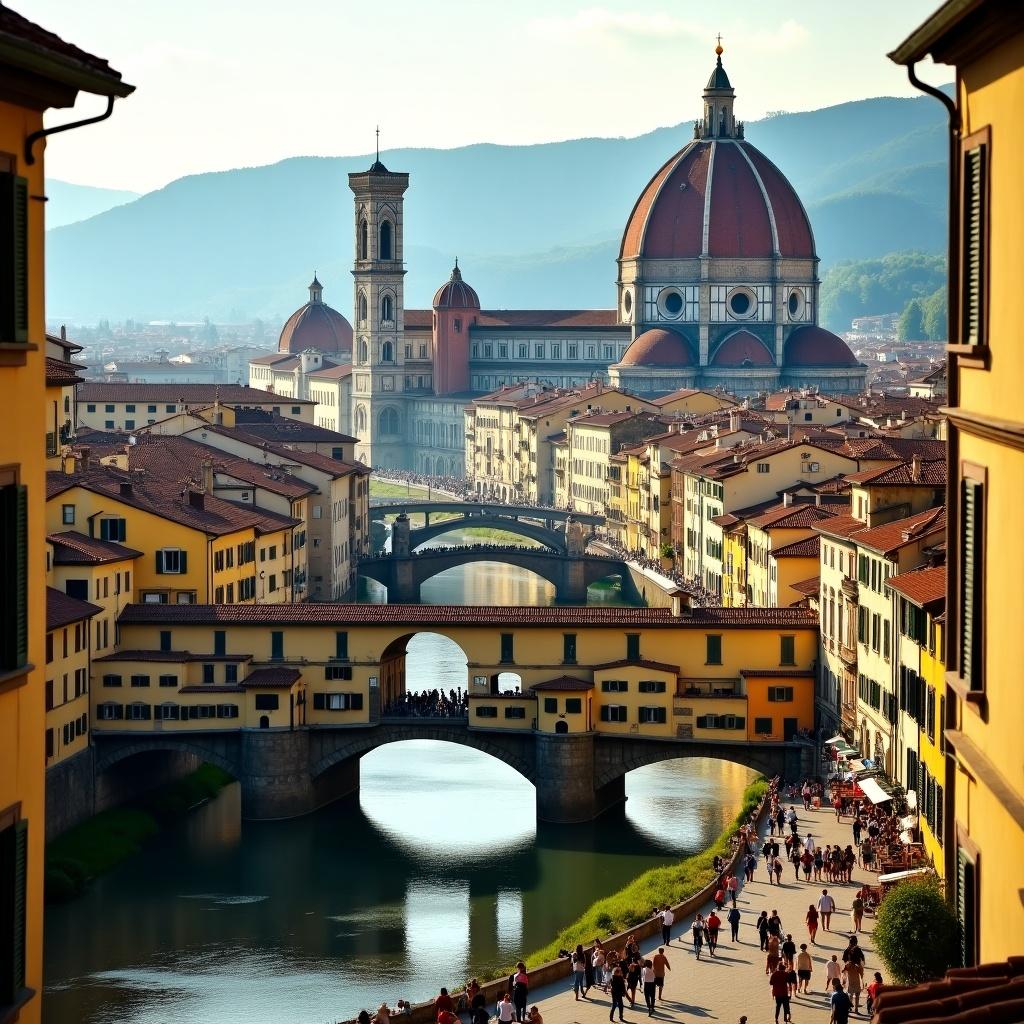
[380,407,399,435]
[382,340,394,363]
[358,339,368,363]
[379,220,392,260]
[355,405,367,432]
[358,292,367,322]
[381,295,393,321]
[359,219,368,260]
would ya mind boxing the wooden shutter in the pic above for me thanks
[179,550,188,574]
[155,550,165,574]
[0,817,28,1004]
[0,173,28,343]
[960,479,983,689]
[962,139,986,347]
[312,693,325,710]
[695,715,707,728]
[0,484,28,672]
[350,693,363,711]
[957,848,977,966]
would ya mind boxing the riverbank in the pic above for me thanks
[45,763,233,903]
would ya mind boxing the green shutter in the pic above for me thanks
[0,173,28,343]
[179,550,188,574]
[350,693,363,711]
[0,484,28,672]
[0,817,28,1004]
[155,550,164,574]
[313,693,325,710]
[960,480,982,689]
[957,848,977,966]
[962,143,986,347]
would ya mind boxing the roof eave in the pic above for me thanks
[0,37,134,100]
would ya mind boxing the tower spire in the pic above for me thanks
[696,37,740,140]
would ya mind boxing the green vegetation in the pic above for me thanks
[368,481,433,499]
[819,251,946,332]
[517,778,768,971]
[898,286,947,340]
[873,877,960,983]
[45,764,234,903]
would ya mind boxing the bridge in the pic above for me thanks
[369,500,605,554]
[91,718,802,825]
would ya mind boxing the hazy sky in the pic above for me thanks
[33,0,946,194]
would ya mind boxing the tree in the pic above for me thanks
[873,878,960,984]
[898,298,925,341]
[921,286,947,341]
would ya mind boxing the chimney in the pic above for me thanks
[119,481,132,497]
[60,325,67,341]
[188,489,205,510]
[783,492,793,507]
[670,589,692,618]
[729,409,741,432]
[815,493,822,507]
[911,453,922,482]
[79,446,91,473]
[202,458,214,493]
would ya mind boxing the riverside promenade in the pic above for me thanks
[527,798,880,1023]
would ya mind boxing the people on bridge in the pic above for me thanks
[383,689,468,719]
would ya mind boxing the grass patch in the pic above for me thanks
[45,763,234,903]
[516,778,768,971]
[370,480,456,502]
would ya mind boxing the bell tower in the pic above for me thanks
[349,139,410,468]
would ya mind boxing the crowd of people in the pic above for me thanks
[382,688,468,719]
[590,536,722,607]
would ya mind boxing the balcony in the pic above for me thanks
[839,640,857,667]
[841,700,858,731]
[841,577,859,601]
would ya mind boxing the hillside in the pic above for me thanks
[46,92,949,323]
[45,180,140,229]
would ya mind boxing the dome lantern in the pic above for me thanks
[697,38,742,140]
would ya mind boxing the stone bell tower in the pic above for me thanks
[349,141,410,468]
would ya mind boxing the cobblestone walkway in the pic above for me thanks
[528,800,879,1024]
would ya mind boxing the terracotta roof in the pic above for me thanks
[247,353,296,367]
[278,283,352,355]
[433,264,481,309]
[853,506,946,556]
[118,603,820,629]
[845,458,947,487]
[45,357,85,387]
[78,383,315,405]
[403,309,434,329]
[651,388,736,408]
[592,659,679,674]
[47,531,142,564]
[888,564,946,609]
[570,410,644,427]
[241,667,302,688]
[739,668,816,677]
[789,576,820,596]
[306,362,353,381]
[94,650,252,663]
[784,326,860,368]
[711,330,774,367]
[771,535,820,559]
[618,328,695,368]
[474,310,620,329]
[46,587,101,631]
[748,504,836,530]
[813,514,869,541]
[229,412,357,445]
[530,676,594,692]
[46,332,83,355]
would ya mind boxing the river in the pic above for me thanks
[43,527,755,1024]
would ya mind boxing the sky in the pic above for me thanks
[32,0,948,195]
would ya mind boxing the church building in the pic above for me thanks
[251,49,866,472]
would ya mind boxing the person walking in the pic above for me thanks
[866,971,884,1016]
[728,905,741,942]
[706,911,721,956]
[781,934,797,968]
[813,847,824,881]
[691,914,706,959]
[769,963,793,1023]
[626,957,641,1009]
[592,947,606,994]
[790,842,801,881]
[773,855,784,886]
[817,888,836,931]
[652,947,671,1000]
[727,873,739,907]
[572,944,588,1000]
[608,968,626,1023]
[745,851,757,883]
[851,892,864,933]
[829,978,853,1024]
[641,959,657,1016]
[824,955,842,994]
[511,963,528,1023]
[852,815,862,846]
[842,959,864,1015]
[796,944,813,994]
[756,910,770,951]
[805,903,819,943]
[660,905,674,946]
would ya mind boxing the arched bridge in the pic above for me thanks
[90,722,802,824]
[358,548,638,603]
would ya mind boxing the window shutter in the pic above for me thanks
[960,480,982,689]
[735,716,745,729]
[962,142,986,347]
[156,550,165,574]
[313,693,325,710]
[936,785,944,847]
[600,706,610,722]
[0,173,28,343]
[0,817,28,1003]
[350,693,363,711]
[696,716,707,728]
[957,848,977,966]
[179,550,188,574]
[0,484,28,672]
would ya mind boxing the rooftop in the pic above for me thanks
[530,676,595,692]
[242,667,303,688]
[78,382,315,405]
[47,587,101,631]
[47,531,143,565]
[853,506,946,556]
[888,563,947,609]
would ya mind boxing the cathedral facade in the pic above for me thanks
[253,51,866,474]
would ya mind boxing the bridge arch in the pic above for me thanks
[411,515,564,552]
[412,552,565,594]
[93,735,241,779]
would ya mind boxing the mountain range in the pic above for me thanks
[46,90,950,325]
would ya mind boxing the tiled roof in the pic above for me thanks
[570,410,644,427]
[229,418,358,446]
[789,576,820,597]
[118,603,819,629]
[651,388,737,408]
[190,424,367,478]
[592,659,679,674]
[78,383,315,405]
[241,667,302,688]
[474,310,621,329]
[854,506,946,556]
[45,357,85,387]
[748,504,837,530]
[530,676,594,691]
[812,514,869,541]
[47,531,142,564]
[402,309,433,328]
[771,535,820,559]
[845,458,947,487]
[888,564,946,609]
[94,650,253,663]
[739,668,816,677]
[46,332,83,355]
[306,362,353,381]
[46,587,101,631]
[247,353,296,367]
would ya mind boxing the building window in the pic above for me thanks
[158,675,177,688]
[130,674,150,688]
[959,474,984,692]
[563,633,577,664]
[767,686,794,702]
[754,717,773,735]
[62,504,75,525]
[499,633,514,663]
[638,706,667,724]
[960,128,989,351]
[705,634,722,665]
[271,631,284,660]
[335,631,349,660]
[0,809,29,1008]
[99,518,126,542]
[504,705,526,719]
[156,548,187,574]
[601,679,628,693]
[213,630,226,656]
[102,673,122,687]
[379,220,393,260]
[638,679,666,693]
[565,697,582,714]
[599,705,627,723]
[254,694,279,711]
[0,482,27,675]
[625,633,640,660]
[203,664,215,684]
[780,635,795,665]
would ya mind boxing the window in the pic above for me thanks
[475,705,498,719]
[148,405,157,413]
[155,703,180,721]
[254,694,279,711]
[325,666,353,680]
[97,702,122,720]
[542,697,557,713]
[271,631,284,660]
[216,704,239,719]
[960,128,989,351]
[625,633,640,660]
[126,702,151,721]
[504,705,526,720]
[312,692,363,711]
[99,517,126,542]
[159,674,177,688]
[638,679,666,693]
[125,420,135,430]
[155,548,187,574]
[159,631,172,652]
[601,679,628,693]
[780,635,795,665]
[705,634,722,665]
[599,705,627,723]
[130,674,150,688]
[767,686,794,702]
[379,220,392,260]
[500,633,514,664]
[756,463,770,474]
[638,706,667,724]
[960,475,984,692]
[61,504,75,525]
[335,631,349,660]
[563,633,577,664]
[202,664,215,684]
[0,483,27,675]
[754,717,773,735]
[0,810,28,1010]
[565,698,582,714]
[291,406,300,416]
[166,405,175,413]
[102,673,122,687]
[213,631,226,656]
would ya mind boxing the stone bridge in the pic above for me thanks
[90,722,801,824]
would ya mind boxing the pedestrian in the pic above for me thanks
[825,955,842,993]
[805,903,819,943]
[728,905,741,942]
[813,847,824,881]
[691,914,706,959]
[608,968,626,1023]
[829,977,853,1024]
[843,959,864,1015]
[641,959,657,1016]
[765,934,781,976]
[802,782,812,810]
[866,971,884,1016]
[714,884,726,910]
[512,963,529,1023]
[756,910,770,951]
[652,947,671,999]
[592,947,606,994]
[626,957,641,1008]
[660,904,674,945]
[572,944,588,1000]
[790,843,801,881]
[796,944,813,994]
[769,962,792,1023]
[781,934,797,967]
[817,888,836,931]
[773,856,784,886]
[852,816,862,845]
[727,873,739,907]
[497,994,516,1024]
[706,911,721,956]
[767,909,784,940]
[800,847,813,881]
[851,892,864,933]
[745,851,756,882]
[434,989,454,1015]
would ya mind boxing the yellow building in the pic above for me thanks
[45,589,99,768]
[891,0,1024,963]
[0,9,132,1021]
[44,341,84,469]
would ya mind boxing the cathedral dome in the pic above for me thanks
[433,261,480,309]
[618,327,694,367]
[278,276,353,355]
[784,325,860,367]
[712,330,774,366]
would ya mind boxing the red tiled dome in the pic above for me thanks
[618,328,694,367]
[785,326,860,367]
[433,262,480,309]
[711,330,774,366]
[279,278,353,355]
[620,140,815,262]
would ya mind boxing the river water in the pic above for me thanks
[43,528,755,1024]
